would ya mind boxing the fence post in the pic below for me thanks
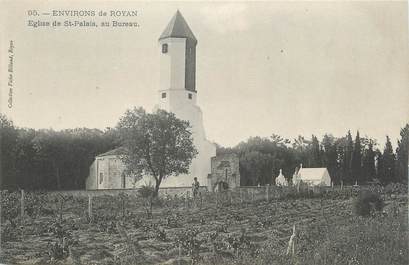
[88,194,93,221]
[178,242,182,265]
[239,189,243,204]
[251,189,254,202]
[21,189,25,219]
[21,189,24,240]
[229,191,233,205]
[266,186,269,202]
[286,225,296,257]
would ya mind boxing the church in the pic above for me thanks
[86,11,229,190]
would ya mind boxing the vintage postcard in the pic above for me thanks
[0,1,408,265]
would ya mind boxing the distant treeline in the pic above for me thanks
[217,129,408,187]
[1,115,119,190]
[1,114,408,190]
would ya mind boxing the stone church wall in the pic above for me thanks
[86,155,134,190]
[209,153,240,191]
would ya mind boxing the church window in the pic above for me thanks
[99,172,104,184]
[162,43,168,53]
[162,92,166,98]
[188,93,192,99]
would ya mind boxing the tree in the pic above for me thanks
[310,135,321,167]
[32,130,69,190]
[215,143,235,155]
[270,134,291,147]
[235,135,294,186]
[0,114,18,189]
[292,135,311,168]
[63,128,119,189]
[322,134,338,184]
[378,136,396,185]
[239,150,275,186]
[351,131,362,184]
[396,124,409,184]
[117,107,197,196]
[362,139,376,183]
[343,131,354,185]
[14,128,38,189]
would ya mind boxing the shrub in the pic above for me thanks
[138,185,155,218]
[353,190,383,217]
[1,191,20,228]
[384,182,407,195]
[176,227,203,263]
[46,220,78,261]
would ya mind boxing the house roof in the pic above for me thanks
[97,147,127,157]
[159,10,197,44]
[298,168,329,181]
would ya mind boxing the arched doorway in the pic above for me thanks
[214,181,229,192]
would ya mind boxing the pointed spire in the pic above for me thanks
[159,10,197,44]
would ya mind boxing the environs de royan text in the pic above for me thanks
[49,10,138,17]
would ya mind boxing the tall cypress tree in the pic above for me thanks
[322,134,338,184]
[362,140,376,183]
[310,135,321,167]
[343,131,354,185]
[335,138,346,186]
[375,149,383,182]
[396,124,409,184]
[351,131,362,184]
[379,136,396,185]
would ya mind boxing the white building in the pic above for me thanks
[86,11,216,189]
[275,169,288,186]
[86,148,134,189]
[293,166,332,186]
[152,10,216,187]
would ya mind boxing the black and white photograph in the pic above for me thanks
[0,1,408,264]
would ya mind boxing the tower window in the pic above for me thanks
[162,92,166,98]
[188,93,192,99]
[162,43,168,53]
[99,173,104,184]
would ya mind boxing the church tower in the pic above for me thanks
[156,11,216,188]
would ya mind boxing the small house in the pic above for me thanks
[293,166,331,186]
[85,147,135,189]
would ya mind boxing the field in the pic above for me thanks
[0,188,408,265]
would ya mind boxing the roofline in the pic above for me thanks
[96,154,123,158]
[158,36,198,46]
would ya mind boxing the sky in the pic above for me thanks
[1,0,408,149]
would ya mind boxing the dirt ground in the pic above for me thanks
[0,193,407,265]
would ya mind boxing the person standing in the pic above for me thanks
[192,177,200,198]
